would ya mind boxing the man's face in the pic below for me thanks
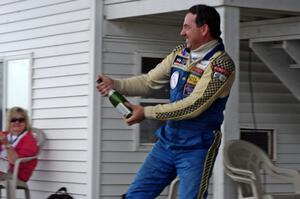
[180,13,206,50]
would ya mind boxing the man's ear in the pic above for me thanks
[201,24,210,37]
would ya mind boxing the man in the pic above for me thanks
[97,4,235,199]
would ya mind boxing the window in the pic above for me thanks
[1,55,32,130]
[240,128,276,161]
[135,52,169,150]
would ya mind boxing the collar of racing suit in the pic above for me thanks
[190,39,218,61]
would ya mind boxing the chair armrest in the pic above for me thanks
[224,164,256,180]
[264,162,300,192]
[224,166,256,185]
[12,155,38,182]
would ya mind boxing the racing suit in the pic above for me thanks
[114,39,235,199]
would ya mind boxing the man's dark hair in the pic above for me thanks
[188,4,221,39]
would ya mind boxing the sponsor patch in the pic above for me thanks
[187,74,200,86]
[183,83,195,96]
[190,66,204,77]
[173,55,187,67]
[213,66,231,77]
[181,48,189,56]
[213,72,227,82]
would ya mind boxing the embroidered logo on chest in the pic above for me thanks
[173,55,188,67]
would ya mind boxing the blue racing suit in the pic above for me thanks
[114,40,235,199]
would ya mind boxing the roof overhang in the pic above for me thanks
[104,0,221,20]
[104,0,300,20]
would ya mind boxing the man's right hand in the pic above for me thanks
[96,74,114,96]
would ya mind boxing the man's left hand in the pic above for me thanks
[124,102,145,126]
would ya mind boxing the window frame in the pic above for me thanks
[133,51,169,151]
[1,53,33,129]
[240,127,277,161]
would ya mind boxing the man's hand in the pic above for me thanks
[124,102,145,126]
[96,74,114,96]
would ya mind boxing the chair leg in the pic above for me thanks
[24,188,30,199]
[7,180,16,199]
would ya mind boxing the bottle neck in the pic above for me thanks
[108,89,115,97]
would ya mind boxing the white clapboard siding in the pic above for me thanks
[34,118,88,129]
[33,107,88,119]
[0,0,89,24]
[34,53,89,69]
[28,180,88,195]
[104,0,138,5]
[0,20,90,43]
[101,162,141,173]
[0,31,89,53]
[37,160,88,172]
[39,150,88,161]
[0,0,92,198]
[33,96,89,109]
[34,63,89,78]
[33,85,89,99]
[0,0,78,15]
[42,128,88,139]
[239,40,300,194]
[31,171,88,183]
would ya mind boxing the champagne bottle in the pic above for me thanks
[97,79,132,118]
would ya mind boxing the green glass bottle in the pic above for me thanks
[97,79,132,118]
[108,89,132,118]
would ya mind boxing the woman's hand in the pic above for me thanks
[0,132,9,145]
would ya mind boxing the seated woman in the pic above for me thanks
[0,106,39,182]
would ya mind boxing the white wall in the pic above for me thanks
[0,0,92,198]
[101,19,300,198]
[240,40,300,194]
[101,19,183,198]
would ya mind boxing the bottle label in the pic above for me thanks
[115,103,132,118]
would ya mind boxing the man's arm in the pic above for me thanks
[113,52,174,97]
[144,52,235,121]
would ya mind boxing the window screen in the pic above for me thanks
[240,128,276,160]
[1,57,32,130]
[139,57,168,145]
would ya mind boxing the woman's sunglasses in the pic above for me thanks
[10,117,26,123]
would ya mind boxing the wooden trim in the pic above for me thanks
[241,16,300,40]
[87,0,102,198]
[105,0,300,20]
[104,0,222,20]
[224,0,300,13]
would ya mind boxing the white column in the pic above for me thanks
[87,0,103,198]
[213,6,240,199]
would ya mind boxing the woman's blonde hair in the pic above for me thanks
[5,106,32,132]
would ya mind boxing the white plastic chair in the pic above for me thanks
[168,177,179,199]
[223,139,300,199]
[0,128,46,199]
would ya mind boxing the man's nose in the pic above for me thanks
[180,29,185,37]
